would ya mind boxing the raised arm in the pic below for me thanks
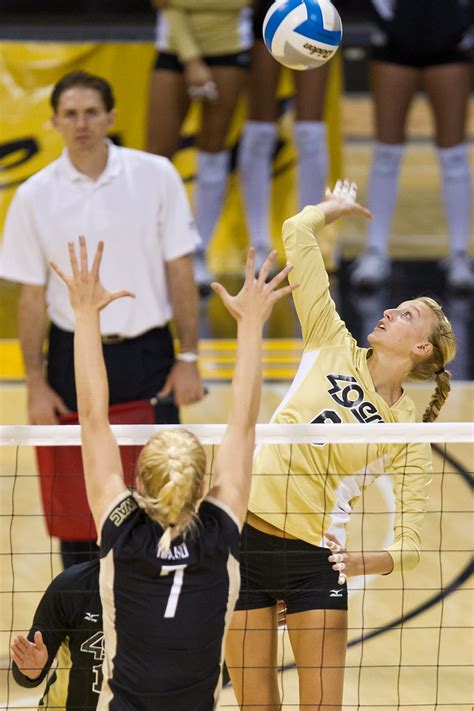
[207,250,296,526]
[49,238,134,529]
[283,180,372,350]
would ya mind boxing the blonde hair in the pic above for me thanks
[134,429,206,554]
[406,297,457,422]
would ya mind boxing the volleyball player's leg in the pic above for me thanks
[370,61,418,144]
[193,66,246,280]
[293,64,330,209]
[286,608,348,711]
[146,68,190,158]
[423,62,473,290]
[350,60,418,287]
[246,41,281,123]
[225,606,281,711]
[423,62,470,149]
[238,42,281,265]
[198,66,247,153]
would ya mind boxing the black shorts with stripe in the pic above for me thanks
[235,524,348,614]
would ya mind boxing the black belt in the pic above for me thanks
[100,334,128,345]
[50,324,169,346]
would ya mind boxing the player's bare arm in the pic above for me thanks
[50,237,135,528]
[208,249,297,525]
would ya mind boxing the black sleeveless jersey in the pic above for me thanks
[98,493,241,711]
[370,0,473,56]
[12,560,102,710]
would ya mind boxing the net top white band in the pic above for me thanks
[0,422,472,446]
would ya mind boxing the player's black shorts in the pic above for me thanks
[370,42,473,68]
[235,524,348,614]
[154,51,250,72]
[252,0,274,42]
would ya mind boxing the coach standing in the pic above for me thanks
[0,71,205,564]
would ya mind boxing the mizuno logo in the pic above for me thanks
[84,612,100,622]
[329,589,343,597]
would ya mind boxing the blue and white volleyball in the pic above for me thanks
[263,0,342,71]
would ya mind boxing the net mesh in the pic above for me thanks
[1,423,472,710]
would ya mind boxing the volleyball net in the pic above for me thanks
[0,422,472,710]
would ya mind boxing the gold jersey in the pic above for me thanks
[249,207,432,574]
[155,0,252,63]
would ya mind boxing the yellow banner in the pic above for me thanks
[0,41,342,272]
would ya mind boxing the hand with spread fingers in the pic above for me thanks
[11,631,48,681]
[49,236,135,314]
[211,248,297,324]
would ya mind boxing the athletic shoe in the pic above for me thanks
[444,254,474,293]
[193,251,213,296]
[349,250,391,289]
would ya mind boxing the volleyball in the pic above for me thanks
[263,0,343,71]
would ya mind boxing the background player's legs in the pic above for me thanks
[293,63,330,210]
[194,65,247,289]
[286,609,347,711]
[238,41,281,268]
[350,61,418,288]
[147,69,190,158]
[423,62,473,291]
[225,607,281,711]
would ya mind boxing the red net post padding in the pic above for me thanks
[36,400,155,541]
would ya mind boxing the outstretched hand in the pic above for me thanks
[317,180,373,225]
[50,236,135,313]
[11,631,48,680]
[211,249,297,323]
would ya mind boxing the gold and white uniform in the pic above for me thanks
[155,0,252,63]
[249,207,432,574]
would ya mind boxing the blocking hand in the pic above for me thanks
[211,248,297,324]
[50,236,135,313]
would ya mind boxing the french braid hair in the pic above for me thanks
[134,429,206,554]
[407,297,457,422]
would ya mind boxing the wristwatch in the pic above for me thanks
[176,352,199,363]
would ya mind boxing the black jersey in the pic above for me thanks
[98,492,241,711]
[370,0,474,57]
[12,560,102,710]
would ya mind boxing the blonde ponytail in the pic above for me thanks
[134,429,206,553]
[406,297,457,422]
[422,368,452,423]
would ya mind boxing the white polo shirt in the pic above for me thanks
[0,142,200,337]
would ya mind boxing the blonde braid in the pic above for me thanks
[406,297,457,422]
[422,369,452,423]
[135,429,206,553]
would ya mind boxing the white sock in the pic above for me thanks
[238,121,277,250]
[438,143,472,257]
[366,142,405,255]
[294,121,328,209]
[194,149,230,253]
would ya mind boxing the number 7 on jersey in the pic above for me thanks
[160,565,187,618]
